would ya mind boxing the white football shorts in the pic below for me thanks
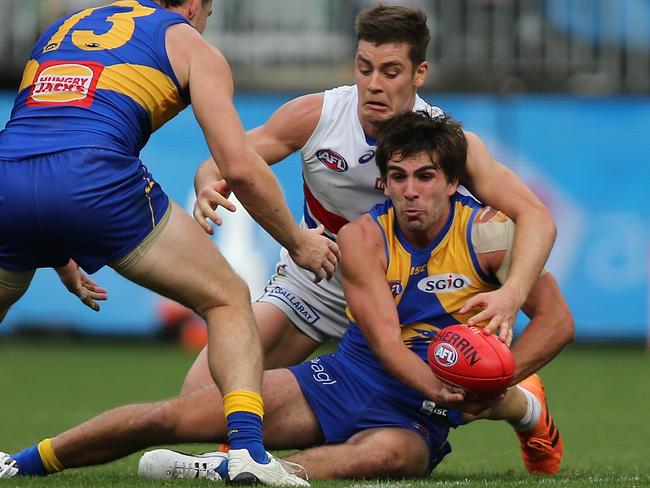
[256,246,348,342]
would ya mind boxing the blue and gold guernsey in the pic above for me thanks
[0,0,189,160]
[0,0,191,273]
[289,193,502,469]
[337,194,500,415]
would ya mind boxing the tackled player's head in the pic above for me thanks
[375,111,467,240]
[375,111,467,184]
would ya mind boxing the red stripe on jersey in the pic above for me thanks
[303,181,349,234]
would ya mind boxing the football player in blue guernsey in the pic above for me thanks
[0,0,338,485]
[1,111,574,482]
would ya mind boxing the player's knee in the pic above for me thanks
[372,443,427,478]
[129,401,181,441]
[195,274,251,319]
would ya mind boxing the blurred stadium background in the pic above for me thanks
[0,0,648,346]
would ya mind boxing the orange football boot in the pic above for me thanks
[215,444,230,453]
[516,374,563,475]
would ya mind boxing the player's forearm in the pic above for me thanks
[224,153,300,251]
[510,310,574,384]
[194,158,223,196]
[373,339,446,401]
[502,208,556,307]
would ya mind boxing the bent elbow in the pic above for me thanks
[560,310,575,347]
[220,166,255,190]
[536,205,557,242]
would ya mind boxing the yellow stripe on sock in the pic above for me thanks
[223,390,264,418]
[37,438,63,473]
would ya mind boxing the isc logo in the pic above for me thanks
[316,149,348,172]
[433,343,458,367]
[417,273,471,294]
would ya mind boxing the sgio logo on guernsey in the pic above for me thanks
[417,273,471,294]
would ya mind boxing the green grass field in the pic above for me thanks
[1,339,649,487]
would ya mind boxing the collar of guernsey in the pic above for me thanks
[0,0,191,159]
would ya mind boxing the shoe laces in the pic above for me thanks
[170,460,221,480]
[525,437,553,454]
[273,456,309,482]
[0,455,18,478]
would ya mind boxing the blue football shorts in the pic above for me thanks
[0,148,169,273]
[289,353,453,473]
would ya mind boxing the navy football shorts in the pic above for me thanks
[0,148,168,273]
[289,353,453,473]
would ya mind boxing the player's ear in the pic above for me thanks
[186,0,201,21]
[447,178,459,196]
[414,61,428,89]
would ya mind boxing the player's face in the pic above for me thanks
[191,0,213,34]
[355,40,428,137]
[384,152,458,248]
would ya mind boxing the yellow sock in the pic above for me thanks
[223,390,264,418]
[37,438,63,474]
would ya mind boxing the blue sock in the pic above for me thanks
[226,411,268,464]
[11,445,47,476]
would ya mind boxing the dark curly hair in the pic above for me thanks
[375,111,467,184]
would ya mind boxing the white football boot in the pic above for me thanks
[138,449,227,480]
[0,452,19,478]
[227,449,309,486]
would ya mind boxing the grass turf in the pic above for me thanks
[0,339,649,487]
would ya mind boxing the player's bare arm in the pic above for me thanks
[511,274,574,383]
[472,208,573,380]
[167,24,338,281]
[193,93,324,230]
[459,131,557,339]
[338,216,464,406]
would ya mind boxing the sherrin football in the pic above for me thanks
[427,324,515,400]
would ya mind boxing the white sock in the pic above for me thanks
[512,385,542,432]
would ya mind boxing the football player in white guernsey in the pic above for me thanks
[185,5,556,392]
[0,111,572,481]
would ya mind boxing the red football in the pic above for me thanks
[427,324,515,400]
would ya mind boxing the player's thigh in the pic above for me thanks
[261,368,324,449]
[180,302,321,394]
[116,201,248,314]
[0,268,35,322]
[256,301,321,369]
[345,428,431,478]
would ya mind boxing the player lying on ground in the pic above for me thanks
[181,3,556,392]
[0,0,337,485]
[0,111,574,483]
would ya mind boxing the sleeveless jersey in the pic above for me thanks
[336,194,500,411]
[0,0,189,160]
[300,84,442,237]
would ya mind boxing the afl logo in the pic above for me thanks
[433,343,458,367]
[387,280,403,297]
[358,149,375,165]
[316,149,348,172]
[418,273,470,294]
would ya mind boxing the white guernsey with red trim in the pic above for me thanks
[257,84,442,341]
[300,84,440,237]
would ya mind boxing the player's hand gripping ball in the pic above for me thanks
[427,324,515,400]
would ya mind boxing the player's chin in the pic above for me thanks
[363,108,393,124]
